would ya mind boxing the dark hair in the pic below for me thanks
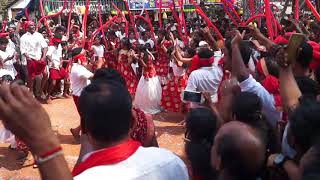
[185,108,218,180]
[232,92,278,153]
[0,37,9,45]
[71,47,83,57]
[289,98,320,153]
[297,42,313,69]
[314,66,320,85]
[264,56,280,78]
[302,143,320,180]
[121,37,131,49]
[198,48,214,59]
[1,75,13,82]
[92,68,126,87]
[225,39,252,65]
[79,81,132,142]
[55,26,66,33]
[295,76,319,99]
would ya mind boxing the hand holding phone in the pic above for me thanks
[182,90,204,103]
[286,33,305,64]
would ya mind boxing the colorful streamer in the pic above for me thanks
[178,0,188,45]
[124,0,139,39]
[249,0,255,17]
[135,15,158,50]
[306,0,320,22]
[191,0,224,41]
[90,16,118,44]
[39,0,52,36]
[159,0,163,29]
[98,0,108,47]
[66,0,75,39]
[244,14,266,26]
[82,0,90,48]
[169,6,185,43]
[222,1,239,27]
[38,0,67,24]
[294,0,299,20]
[263,0,274,40]
[112,3,129,37]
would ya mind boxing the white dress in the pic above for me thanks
[134,59,162,114]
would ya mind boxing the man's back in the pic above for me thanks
[74,147,189,180]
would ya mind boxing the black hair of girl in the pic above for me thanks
[139,45,149,67]
[121,37,131,50]
[185,108,218,180]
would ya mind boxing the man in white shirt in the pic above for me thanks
[46,35,68,103]
[185,48,223,108]
[0,37,16,79]
[69,48,93,142]
[72,78,188,180]
[20,22,48,98]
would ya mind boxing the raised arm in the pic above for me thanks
[231,30,250,82]
[275,46,302,110]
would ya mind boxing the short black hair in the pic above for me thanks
[232,92,278,153]
[0,37,9,45]
[265,56,280,78]
[225,39,252,65]
[92,68,126,87]
[289,98,320,153]
[185,108,218,179]
[297,42,313,69]
[295,76,319,99]
[71,47,83,57]
[198,48,214,59]
[79,81,132,142]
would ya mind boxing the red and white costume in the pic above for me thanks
[161,62,188,112]
[20,30,48,79]
[47,44,67,80]
[117,49,138,95]
[156,40,173,84]
[134,56,162,114]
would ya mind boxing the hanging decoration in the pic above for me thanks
[82,0,91,48]
[306,0,320,22]
[67,0,75,38]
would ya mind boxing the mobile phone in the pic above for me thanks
[286,33,305,64]
[182,90,204,103]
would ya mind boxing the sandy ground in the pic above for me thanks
[0,98,186,179]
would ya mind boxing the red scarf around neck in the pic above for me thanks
[72,140,141,177]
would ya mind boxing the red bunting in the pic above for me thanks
[306,0,320,22]
[66,0,75,38]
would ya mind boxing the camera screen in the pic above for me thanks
[183,91,201,103]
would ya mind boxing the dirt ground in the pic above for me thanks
[0,98,186,180]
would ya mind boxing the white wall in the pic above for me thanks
[7,0,31,20]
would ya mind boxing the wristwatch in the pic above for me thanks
[273,154,288,168]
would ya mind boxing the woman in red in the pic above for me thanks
[117,38,138,96]
[156,30,173,85]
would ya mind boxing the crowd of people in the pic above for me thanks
[0,3,319,180]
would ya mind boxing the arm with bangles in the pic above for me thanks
[0,83,72,180]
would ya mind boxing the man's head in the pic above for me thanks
[211,121,266,180]
[92,68,126,87]
[293,41,313,74]
[0,37,8,51]
[289,98,320,155]
[27,22,36,34]
[223,39,252,71]
[55,26,66,36]
[79,81,132,146]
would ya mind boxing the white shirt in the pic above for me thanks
[92,45,104,58]
[20,32,48,61]
[74,147,188,180]
[138,39,155,49]
[70,63,93,97]
[0,50,17,78]
[239,75,281,128]
[186,65,223,108]
[6,40,16,63]
[47,45,62,69]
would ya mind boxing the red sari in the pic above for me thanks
[117,50,138,95]
[155,40,173,81]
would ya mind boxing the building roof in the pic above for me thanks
[5,0,20,9]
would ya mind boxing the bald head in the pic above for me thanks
[212,121,266,180]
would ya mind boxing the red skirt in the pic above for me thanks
[27,59,46,79]
[50,68,68,80]
[155,60,170,77]
[117,61,138,95]
[161,74,188,112]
